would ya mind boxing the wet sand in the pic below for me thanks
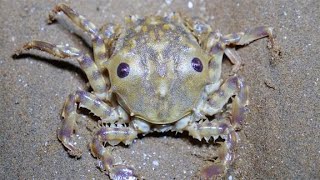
[1,0,319,179]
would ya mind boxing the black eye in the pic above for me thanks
[191,57,203,72]
[117,63,130,78]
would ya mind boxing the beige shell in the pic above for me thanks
[108,16,211,124]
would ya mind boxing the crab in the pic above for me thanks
[15,4,274,180]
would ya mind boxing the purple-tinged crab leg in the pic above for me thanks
[49,4,99,36]
[49,4,111,87]
[186,119,231,141]
[197,77,249,178]
[18,41,108,99]
[199,131,238,179]
[184,117,238,178]
[202,75,246,116]
[205,26,274,82]
[230,77,249,130]
[90,126,138,179]
[59,90,128,157]
[235,26,274,45]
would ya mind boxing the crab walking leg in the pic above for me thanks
[202,75,247,116]
[20,41,108,98]
[59,90,128,157]
[49,4,98,36]
[225,48,242,73]
[185,118,232,141]
[99,23,121,40]
[49,4,110,76]
[206,75,249,130]
[233,26,274,45]
[90,126,138,179]
[199,131,238,179]
[180,117,238,177]
[230,77,249,129]
[98,23,121,63]
[206,26,274,82]
[197,80,248,178]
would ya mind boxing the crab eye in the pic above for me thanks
[191,57,203,72]
[117,62,130,78]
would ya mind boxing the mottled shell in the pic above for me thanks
[107,15,211,124]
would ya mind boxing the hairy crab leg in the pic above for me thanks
[17,41,109,99]
[205,26,274,82]
[49,3,111,87]
[59,90,128,157]
[90,126,138,180]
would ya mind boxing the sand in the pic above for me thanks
[1,0,319,179]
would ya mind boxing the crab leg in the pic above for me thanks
[185,118,231,141]
[178,115,238,178]
[206,26,274,82]
[202,75,248,118]
[19,41,109,99]
[49,4,99,36]
[199,131,238,179]
[59,90,128,157]
[205,75,249,129]
[230,78,249,129]
[195,78,248,178]
[49,3,110,83]
[90,126,138,180]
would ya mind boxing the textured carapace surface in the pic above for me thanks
[108,16,211,124]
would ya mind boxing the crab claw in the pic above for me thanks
[109,165,138,180]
